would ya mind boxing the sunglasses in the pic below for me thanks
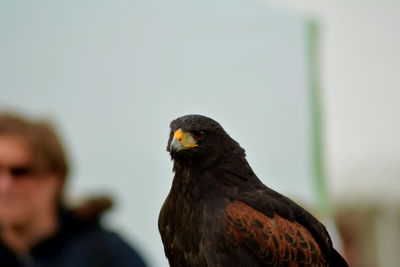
[0,165,35,179]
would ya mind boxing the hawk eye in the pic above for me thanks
[192,131,206,139]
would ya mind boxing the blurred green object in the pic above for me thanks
[307,20,332,220]
[308,21,345,254]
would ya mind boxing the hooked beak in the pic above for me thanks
[170,128,198,153]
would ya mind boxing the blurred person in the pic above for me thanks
[0,112,147,267]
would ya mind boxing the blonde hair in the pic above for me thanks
[0,112,69,202]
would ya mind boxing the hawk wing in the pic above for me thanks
[224,201,326,266]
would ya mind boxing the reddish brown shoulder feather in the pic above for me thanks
[224,201,326,266]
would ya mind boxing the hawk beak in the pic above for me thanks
[170,128,198,152]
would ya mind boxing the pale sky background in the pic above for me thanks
[0,1,311,266]
[262,0,400,205]
[1,1,399,266]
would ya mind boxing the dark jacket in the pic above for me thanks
[0,207,147,267]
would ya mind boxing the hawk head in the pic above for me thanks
[166,115,245,168]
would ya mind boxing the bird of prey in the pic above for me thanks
[159,115,348,267]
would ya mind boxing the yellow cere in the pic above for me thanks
[173,128,198,148]
[173,128,184,141]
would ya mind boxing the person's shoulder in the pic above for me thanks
[93,228,147,267]
[60,198,148,267]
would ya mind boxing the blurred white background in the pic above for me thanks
[263,0,400,204]
[0,1,312,266]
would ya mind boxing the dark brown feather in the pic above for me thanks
[224,201,326,266]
